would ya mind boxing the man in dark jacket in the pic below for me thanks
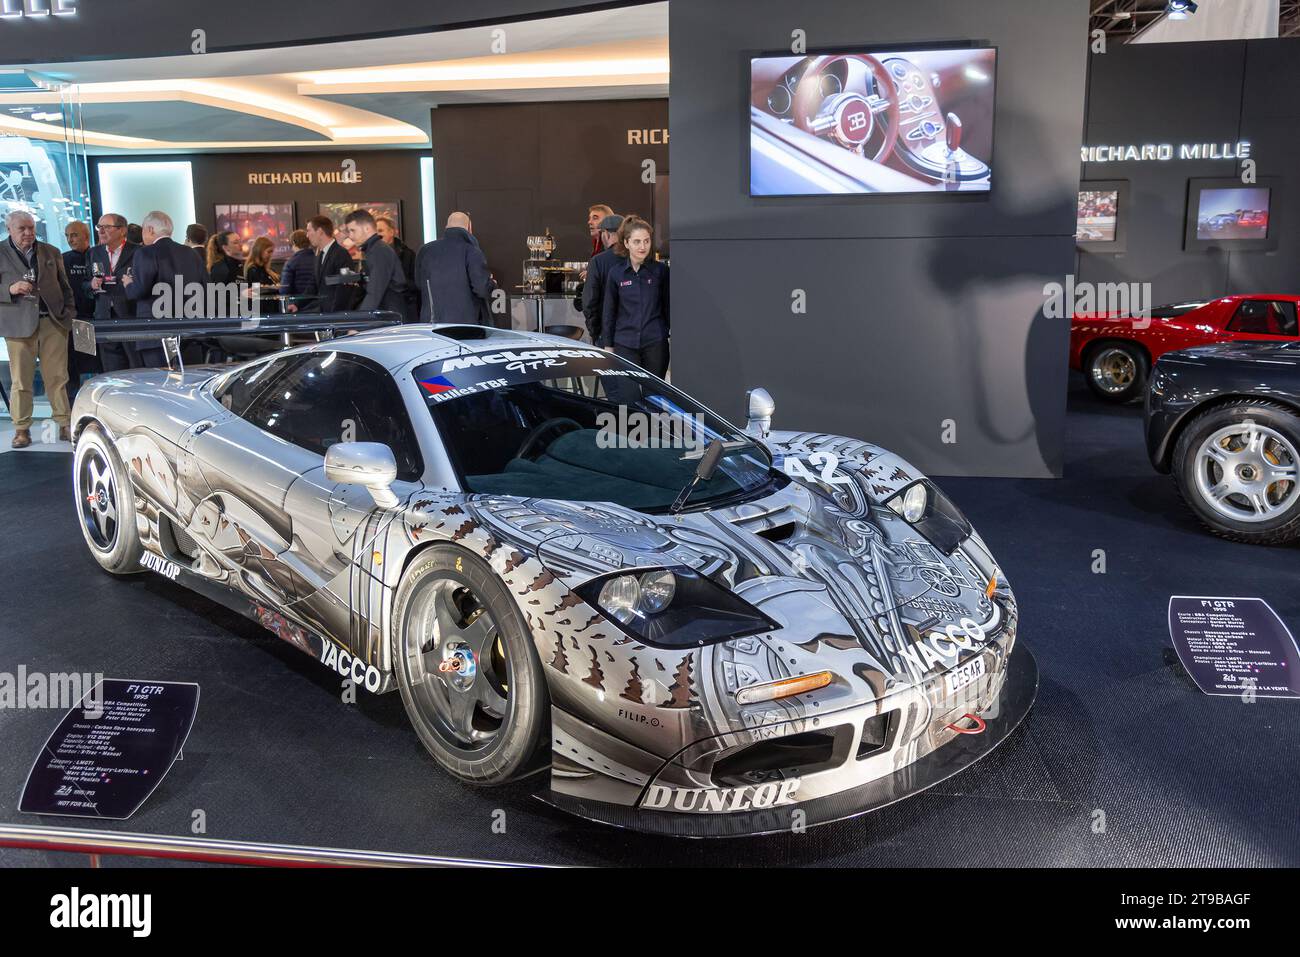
[414,212,492,325]
[298,215,355,314]
[123,210,210,367]
[88,212,140,370]
[581,213,623,343]
[345,209,410,319]
[62,220,98,404]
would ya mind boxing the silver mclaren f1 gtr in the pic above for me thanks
[70,323,1035,836]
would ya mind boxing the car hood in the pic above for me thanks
[448,432,1009,699]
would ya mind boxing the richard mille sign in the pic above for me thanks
[0,0,77,15]
[1082,141,1251,163]
[248,170,364,185]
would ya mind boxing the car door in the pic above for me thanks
[186,353,323,607]
[259,352,426,657]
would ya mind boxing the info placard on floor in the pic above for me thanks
[1168,597,1299,699]
[19,680,199,819]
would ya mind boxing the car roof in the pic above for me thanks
[295,323,591,373]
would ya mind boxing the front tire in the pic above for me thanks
[1085,342,1148,403]
[73,423,144,574]
[391,544,548,784]
[1172,401,1300,545]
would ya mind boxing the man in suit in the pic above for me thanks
[414,212,492,325]
[88,211,139,370]
[123,210,210,368]
[295,215,355,314]
[345,209,411,320]
[0,210,77,448]
[62,220,99,406]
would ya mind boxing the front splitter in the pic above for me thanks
[536,644,1039,838]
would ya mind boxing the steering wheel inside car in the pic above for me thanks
[515,417,583,461]
[792,54,902,163]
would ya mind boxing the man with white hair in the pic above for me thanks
[0,209,76,447]
[123,210,209,367]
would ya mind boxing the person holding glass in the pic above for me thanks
[0,209,77,448]
[89,211,140,370]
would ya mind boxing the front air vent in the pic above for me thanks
[856,710,899,760]
[711,726,850,787]
[754,521,797,543]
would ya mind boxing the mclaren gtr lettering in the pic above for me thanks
[139,552,181,580]
[438,349,605,373]
[642,779,801,813]
[320,643,382,693]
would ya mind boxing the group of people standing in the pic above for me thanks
[1,198,670,449]
[580,204,670,378]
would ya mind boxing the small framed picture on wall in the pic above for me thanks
[1075,180,1128,253]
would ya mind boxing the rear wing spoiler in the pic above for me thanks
[72,311,405,370]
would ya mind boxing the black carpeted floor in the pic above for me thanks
[1,376,1297,867]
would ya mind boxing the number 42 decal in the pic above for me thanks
[782,451,852,487]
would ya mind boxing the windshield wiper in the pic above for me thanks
[670,439,724,515]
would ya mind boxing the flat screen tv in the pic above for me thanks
[1184,178,1279,252]
[749,46,996,196]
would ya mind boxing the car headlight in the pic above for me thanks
[577,567,776,648]
[884,479,972,554]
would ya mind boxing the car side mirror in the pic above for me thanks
[746,387,775,439]
[324,442,399,508]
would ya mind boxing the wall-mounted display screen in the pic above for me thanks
[318,201,402,234]
[1184,178,1279,252]
[749,46,996,196]
[1195,186,1271,240]
[214,203,296,260]
[1076,189,1118,242]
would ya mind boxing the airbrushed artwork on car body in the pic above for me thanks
[70,327,1033,834]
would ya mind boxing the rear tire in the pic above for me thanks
[1171,400,1300,545]
[73,423,144,574]
[1084,342,1148,403]
[391,544,549,784]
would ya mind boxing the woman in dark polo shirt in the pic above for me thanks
[599,216,669,378]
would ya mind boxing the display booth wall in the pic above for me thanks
[428,99,669,293]
[1077,39,1300,303]
[88,150,427,253]
[668,0,1091,479]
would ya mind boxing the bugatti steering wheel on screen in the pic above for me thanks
[792,54,902,163]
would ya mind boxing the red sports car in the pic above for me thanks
[1070,295,1300,402]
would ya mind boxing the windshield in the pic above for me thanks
[414,347,781,513]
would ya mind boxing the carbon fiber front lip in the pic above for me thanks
[535,644,1038,838]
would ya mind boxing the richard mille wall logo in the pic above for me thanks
[0,0,78,16]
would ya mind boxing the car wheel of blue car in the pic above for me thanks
[391,544,549,784]
[73,422,144,575]
[1173,400,1300,545]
